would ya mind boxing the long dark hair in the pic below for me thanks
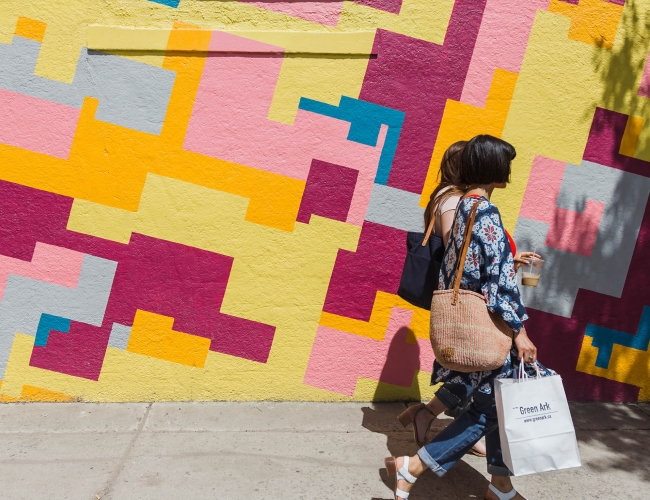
[424,141,468,230]
[459,135,516,186]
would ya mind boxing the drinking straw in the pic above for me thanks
[529,244,537,274]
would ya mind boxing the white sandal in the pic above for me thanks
[485,483,519,500]
[384,455,417,500]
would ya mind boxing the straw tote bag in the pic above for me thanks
[430,201,513,373]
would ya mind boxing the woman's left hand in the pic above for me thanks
[514,252,541,271]
[514,328,537,364]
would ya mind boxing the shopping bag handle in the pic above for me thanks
[514,361,542,382]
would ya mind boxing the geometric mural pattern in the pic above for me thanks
[1,0,649,402]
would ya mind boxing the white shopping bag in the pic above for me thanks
[495,365,581,476]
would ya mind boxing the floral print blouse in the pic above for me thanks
[438,196,528,333]
[431,196,555,396]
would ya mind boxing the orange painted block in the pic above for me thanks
[420,68,518,207]
[14,17,47,42]
[319,291,430,341]
[620,115,644,157]
[127,310,211,368]
[20,385,76,402]
[549,0,623,50]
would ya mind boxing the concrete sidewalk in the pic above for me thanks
[1,402,649,499]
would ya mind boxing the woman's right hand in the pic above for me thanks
[514,328,537,364]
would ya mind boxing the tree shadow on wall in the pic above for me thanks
[517,0,650,400]
[360,328,491,499]
[522,0,650,483]
[588,0,650,156]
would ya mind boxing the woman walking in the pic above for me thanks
[397,141,538,455]
[397,141,488,456]
[386,135,554,500]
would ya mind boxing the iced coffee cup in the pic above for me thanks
[521,257,544,287]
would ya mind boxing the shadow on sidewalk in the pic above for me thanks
[360,330,491,499]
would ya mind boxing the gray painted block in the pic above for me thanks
[0,255,117,378]
[0,37,175,134]
[364,183,425,232]
[108,323,132,350]
[514,161,650,318]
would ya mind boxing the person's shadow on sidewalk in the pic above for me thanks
[361,327,490,499]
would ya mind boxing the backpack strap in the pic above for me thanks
[421,217,436,247]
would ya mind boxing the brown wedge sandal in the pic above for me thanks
[397,403,436,447]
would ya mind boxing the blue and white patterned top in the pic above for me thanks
[431,196,555,395]
[438,196,528,333]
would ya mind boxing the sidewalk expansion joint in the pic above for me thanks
[95,402,152,500]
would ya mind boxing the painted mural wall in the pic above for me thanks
[0,0,648,403]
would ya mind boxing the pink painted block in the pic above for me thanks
[460,0,549,107]
[0,88,80,159]
[303,308,435,396]
[240,1,343,26]
[185,31,385,226]
[520,155,604,257]
[546,200,605,257]
[0,242,85,301]
[639,52,650,98]
[519,156,566,223]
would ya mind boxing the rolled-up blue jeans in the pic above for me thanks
[417,384,510,477]
[435,383,473,418]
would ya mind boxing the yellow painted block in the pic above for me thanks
[353,371,438,402]
[20,385,76,402]
[320,291,430,341]
[339,0,455,44]
[620,116,644,157]
[420,69,518,208]
[127,310,211,368]
[269,53,372,124]
[0,381,20,402]
[576,336,650,401]
[549,0,624,50]
[14,16,47,42]
[88,26,172,51]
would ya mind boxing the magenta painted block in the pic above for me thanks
[323,221,406,321]
[352,0,402,14]
[583,108,650,177]
[359,0,487,193]
[297,159,358,224]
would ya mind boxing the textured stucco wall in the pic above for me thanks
[1,0,649,403]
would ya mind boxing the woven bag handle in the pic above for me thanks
[451,201,480,306]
